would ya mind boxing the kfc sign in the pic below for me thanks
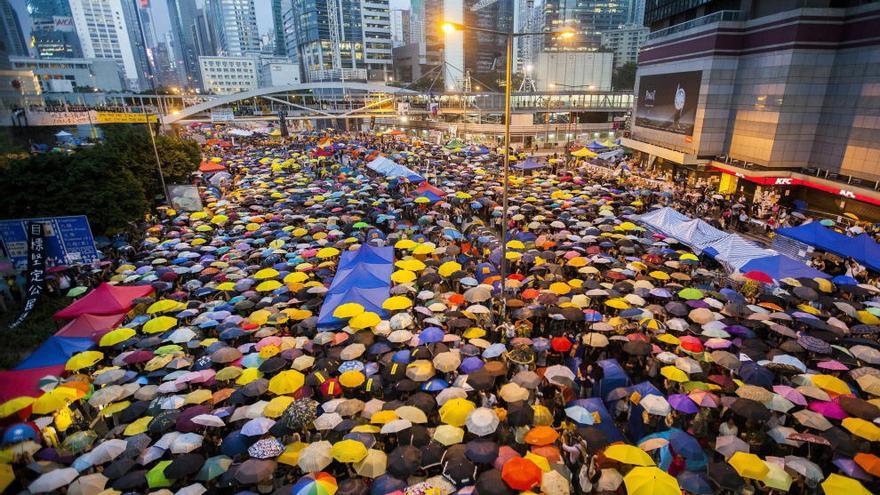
[839,189,856,199]
[774,178,792,185]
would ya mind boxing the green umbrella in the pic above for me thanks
[197,455,232,481]
[147,460,173,488]
[61,431,97,454]
[155,344,184,356]
[352,222,370,229]
[66,286,88,298]
[678,288,704,300]
[820,219,835,226]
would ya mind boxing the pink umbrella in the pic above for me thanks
[256,336,282,350]
[688,390,720,408]
[807,400,848,420]
[493,446,520,471]
[817,360,849,371]
[773,385,808,407]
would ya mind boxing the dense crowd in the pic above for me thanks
[0,130,878,495]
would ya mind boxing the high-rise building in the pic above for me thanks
[391,9,410,48]
[68,0,145,90]
[168,0,204,89]
[627,0,645,25]
[155,32,181,88]
[542,0,630,50]
[271,0,286,55]
[442,0,514,90]
[207,0,260,56]
[26,0,83,59]
[1,0,28,57]
[600,23,647,68]
[287,0,393,82]
[626,0,880,215]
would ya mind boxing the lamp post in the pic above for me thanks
[441,21,574,321]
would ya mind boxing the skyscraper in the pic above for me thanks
[391,9,410,48]
[271,0,286,55]
[68,0,145,90]
[167,0,203,89]
[287,0,392,82]
[207,0,260,56]
[442,0,514,90]
[542,0,630,50]
[1,0,28,57]
[26,0,83,58]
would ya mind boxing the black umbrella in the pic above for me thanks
[111,470,147,490]
[148,411,179,435]
[506,401,534,426]
[838,396,880,421]
[708,462,743,491]
[119,400,151,423]
[465,439,499,464]
[466,369,495,391]
[476,469,515,495]
[103,458,137,480]
[730,398,770,422]
[338,478,370,495]
[420,440,446,470]
[165,453,206,479]
[258,356,289,373]
[397,424,430,447]
[577,426,609,452]
[387,445,421,478]
[442,456,478,488]
[821,426,857,456]
[623,340,651,356]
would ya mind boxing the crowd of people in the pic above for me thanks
[0,130,879,495]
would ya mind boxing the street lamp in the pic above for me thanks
[441,21,575,320]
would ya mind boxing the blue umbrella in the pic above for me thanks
[3,424,38,444]
[832,275,858,286]
[738,362,774,387]
[419,327,445,344]
[460,356,484,373]
[421,378,449,392]
[220,431,253,456]
[677,472,713,494]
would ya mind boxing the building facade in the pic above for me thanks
[286,0,393,82]
[542,0,631,50]
[68,0,144,90]
[9,55,125,92]
[207,0,260,56]
[600,23,647,67]
[391,9,410,48]
[1,0,28,57]
[271,0,287,55]
[625,0,880,215]
[26,0,84,59]
[534,51,614,91]
[442,0,514,90]
[199,55,259,94]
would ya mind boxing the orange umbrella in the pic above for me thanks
[854,453,880,477]
[524,426,559,446]
[501,457,542,491]
[530,445,562,464]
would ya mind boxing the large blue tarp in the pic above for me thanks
[777,222,880,272]
[366,157,425,183]
[14,336,96,370]
[633,207,824,278]
[512,158,546,170]
[640,428,708,471]
[739,254,830,280]
[595,358,630,400]
[567,398,624,443]
[316,245,394,329]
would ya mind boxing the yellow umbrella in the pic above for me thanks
[821,474,872,495]
[549,282,571,295]
[124,416,153,436]
[649,271,670,280]
[439,398,476,427]
[256,280,283,292]
[655,334,680,346]
[268,370,305,395]
[287,309,313,320]
[254,268,280,280]
[395,259,426,271]
[842,417,880,441]
[603,444,655,466]
[391,270,417,284]
[433,425,464,446]
[728,452,769,480]
[412,245,434,255]
[101,400,131,417]
[370,410,400,425]
[414,196,431,204]
[317,247,341,259]
[812,374,851,395]
[265,396,295,418]
[99,328,136,347]
[32,387,83,415]
[147,299,184,314]
[566,257,587,267]
[856,310,880,325]
[210,214,228,225]
[333,303,365,319]
[394,239,417,250]
[278,442,309,466]
[506,240,525,250]
[184,389,212,405]
[349,312,381,330]
[814,277,833,293]
[216,282,236,291]
[143,316,178,334]
[660,366,688,383]
[284,272,309,284]
[0,397,34,418]
[624,467,681,495]
[66,351,104,371]
[523,452,551,472]
[331,439,368,463]
[438,261,463,278]
[339,371,366,388]
[235,368,262,385]
[605,299,631,310]
[382,296,413,311]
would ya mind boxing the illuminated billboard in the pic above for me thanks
[635,71,703,136]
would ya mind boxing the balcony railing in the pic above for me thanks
[647,10,745,41]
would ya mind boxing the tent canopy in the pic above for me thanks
[14,336,96,370]
[55,313,126,340]
[739,254,830,281]
[0,365,66,401]
[777,222,880,272]
[54,283,155,320]
[316,245,393,328]
[512,158,546,170]
[366,157,425,183]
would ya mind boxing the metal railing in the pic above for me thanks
[647,10,745,41]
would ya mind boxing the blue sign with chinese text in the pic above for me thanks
[0,216,99,271]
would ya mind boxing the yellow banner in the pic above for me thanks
[94,112,158,124]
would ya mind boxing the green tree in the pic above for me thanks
[612,62,637,90]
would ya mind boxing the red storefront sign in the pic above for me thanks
[711,165,880,206]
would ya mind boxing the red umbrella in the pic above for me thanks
[550,337,572,353]
[743,270,773,284]
[501,456,542,490]
[679,336,704,353]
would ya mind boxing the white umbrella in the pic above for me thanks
[715,435,749,459]
[191,414,226,427]
[314,412,343,430]
[354,449,387,478]
[639,395,671,416]
[82,439,127,465]
[298,441,333,472]
[176,483,208,495]
[29,468,79,493]
[170,433,204,454]
[597,468,623,491]
[544,365,575,384]
[380,419,413,434]
[167,327,198,344]
[436,387,468,406]
[465,407,499,436]
[67,473,108,495]
[541,469,570,495]
[154,432,182,450]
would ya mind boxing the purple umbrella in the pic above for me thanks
[460,356,484,374]
[832,458,872,481]
[808,400,848,420]
[668,394,699,414]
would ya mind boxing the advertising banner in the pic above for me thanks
[0,216,99,271]
[168,184,204,212]
[9,223,46,329]
[94,112,157,123]
[211,108,235,122]
[635,71,703,136]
